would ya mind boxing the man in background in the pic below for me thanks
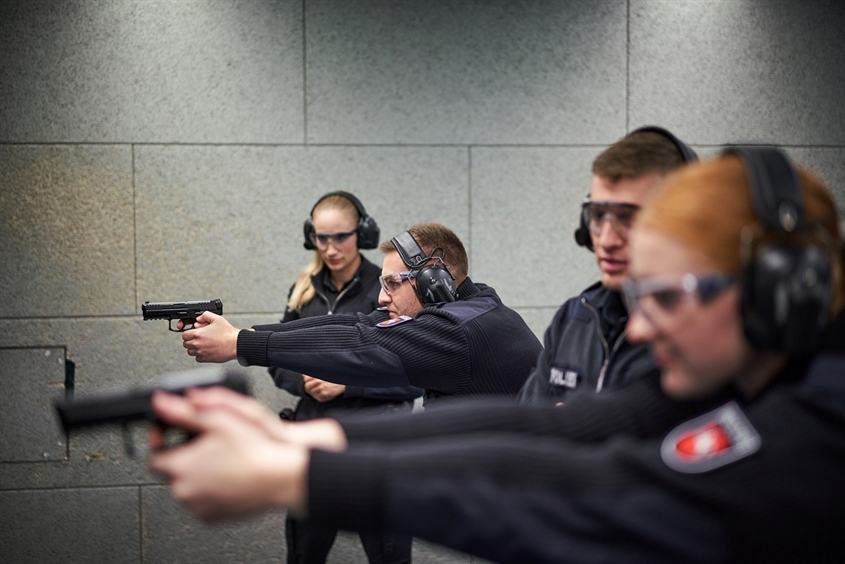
[518,126,697,404]
[180,222,542,404]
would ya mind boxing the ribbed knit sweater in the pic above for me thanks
[239,278,542,402]
[305,314,845,563]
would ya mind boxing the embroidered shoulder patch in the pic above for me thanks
[661,401,761,474]
[376,315,413,328]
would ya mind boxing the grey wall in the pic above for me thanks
[1,1,843,562]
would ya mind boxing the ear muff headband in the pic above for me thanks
[726,147,805,233]
[631,125,699,164]
[575,126,698,252]
[303,191,380,250]
[725,146,832,356]
[390,230,457,305]
[391,230,429,268]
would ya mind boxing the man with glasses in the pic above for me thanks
[178,222,542,404]
[518,126,697,405]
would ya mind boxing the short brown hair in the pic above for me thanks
[380,222,469,284]
[593,130,687,182]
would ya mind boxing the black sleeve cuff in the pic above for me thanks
[307,449,387,532]
[252,322,285,332]
[344,386,364,398]
[236,330,272,367]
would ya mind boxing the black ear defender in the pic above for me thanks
[573,200,594,249]
[574,125,698,251]
[390,230,457,305]
[726,146,833,356]
[303,191,380,250]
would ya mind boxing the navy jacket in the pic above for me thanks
[240,278,541,404]
[518,282,658,404]
[306,312,845,563]
[269,257,422,420]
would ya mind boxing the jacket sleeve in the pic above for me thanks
[266,306,306,396]
[307,352,845,564]
[345,384,424,402]
[260,276,422,402]
[253,311,367,333]
[270,366,305,396]
[338,377,733,445]
[306,433,727,564]
[239,308,472,394]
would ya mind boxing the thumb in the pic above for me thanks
[197,310,221,324]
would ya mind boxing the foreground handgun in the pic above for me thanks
[54,366,250,433]
[142,299,223,332]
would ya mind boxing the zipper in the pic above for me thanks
[601,331,628,392]
[581,297,609,392]
[316,276,359,315]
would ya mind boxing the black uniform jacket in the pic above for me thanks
[306,312,845,563]
[240,277,542,404]
[269,257,422,420]
[518,282,659,404]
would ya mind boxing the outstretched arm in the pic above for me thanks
[148,387,728,563]
[239,310,471,393]
[338,376,731,446]
[148,387,347,521]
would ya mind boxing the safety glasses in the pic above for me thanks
[581,199,641,241]
[622,273,736,321]
[309,231,356,248]
[378,271,418,295]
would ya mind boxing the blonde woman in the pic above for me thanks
[271,191,419,564]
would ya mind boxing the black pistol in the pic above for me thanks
[54,366,250,435]
[142,298,223,332]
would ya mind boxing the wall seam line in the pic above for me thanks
[132,145,138,315]
[468,145,473,272]
[626,0,631,132]
[302,0,308,145]
[139,484,144,564]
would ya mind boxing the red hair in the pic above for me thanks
[636,154,844,316]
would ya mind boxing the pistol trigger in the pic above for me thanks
[168,319,193,332]
[169,318,195,332]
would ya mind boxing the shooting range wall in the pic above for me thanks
[2,1,844,562]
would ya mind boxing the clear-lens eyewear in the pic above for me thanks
[622,273,736,322]
[379,271,418,295]
[309,231,356,248]
[581,199,641,241]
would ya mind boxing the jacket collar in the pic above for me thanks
[455,277,479,300]
[311,254,379,295]
[583,282,628,328]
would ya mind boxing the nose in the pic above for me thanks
[378,286,391,307]
[595,218,623,249]
[626,309,656,344]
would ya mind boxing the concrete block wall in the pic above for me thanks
[1,1,843,562]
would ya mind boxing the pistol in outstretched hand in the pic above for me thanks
[142,299,223,332]
[54,366,250,455]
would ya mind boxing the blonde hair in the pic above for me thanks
[636,153,844,317]
[286,193,361,312]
